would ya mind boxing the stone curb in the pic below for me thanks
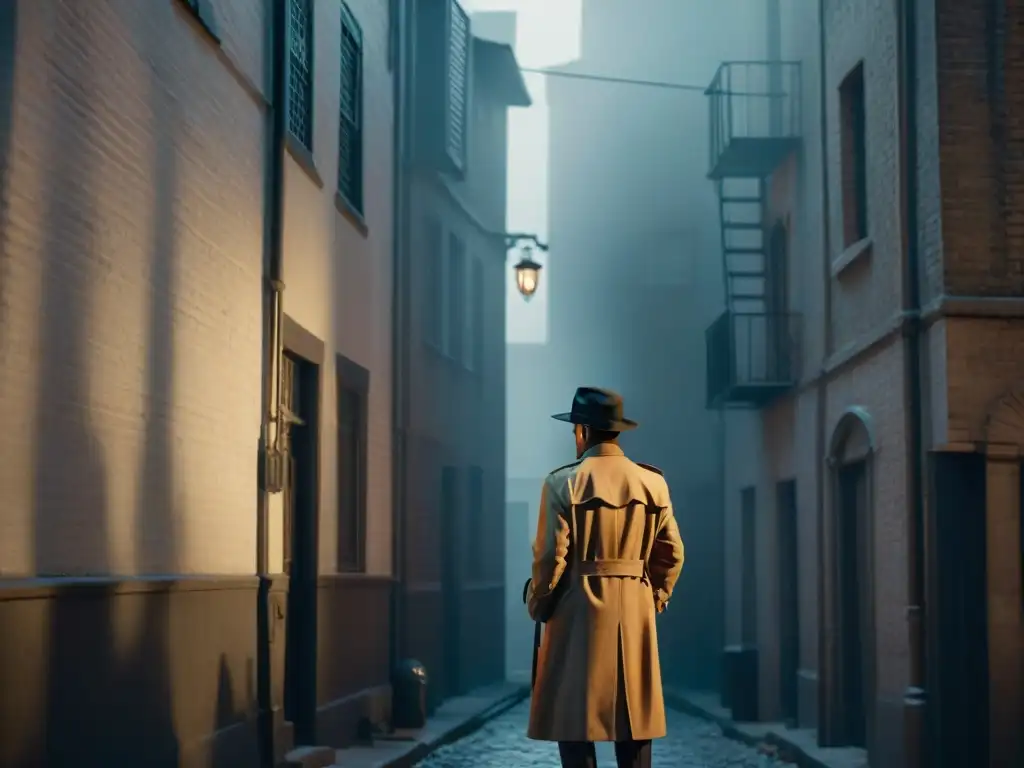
[664,691,832,768]
[378,684,530,768]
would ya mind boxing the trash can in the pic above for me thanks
[391,659,428,729]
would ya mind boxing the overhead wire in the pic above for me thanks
[519,67,775,97]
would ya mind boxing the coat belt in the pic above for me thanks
[576,559,645,578]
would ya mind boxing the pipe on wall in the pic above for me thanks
[389,0,412,676]
[257,0,289,764]
[897,0,926,764]
[814,0,833,741]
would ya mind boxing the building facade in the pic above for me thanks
[0,0,399,763]
[393,0,529,709]
[710,1,1024,766]
[273,0,396,753]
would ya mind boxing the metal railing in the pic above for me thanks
[706,61,802,176]
[705,310,802,406]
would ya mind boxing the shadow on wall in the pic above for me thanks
[0,0,16,337]
[27,2,181,763]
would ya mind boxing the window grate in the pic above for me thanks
[338,4,363,211]
[446,0,470,167]
[288,0,314,150]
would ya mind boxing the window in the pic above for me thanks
[445,0,471,170]
[466,256,484,372]
[466,466,485,579]
[336,354,369,572]
[424,218,444,349]
[338,3,363,212]
[288,0,314,151]
[839,62,867,246]
[414,0,472,175]
[446,234,466,361]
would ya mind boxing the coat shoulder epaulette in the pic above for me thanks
[636,461,664,476]
[548,459,582,477]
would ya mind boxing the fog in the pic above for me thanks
[473,0,773,690]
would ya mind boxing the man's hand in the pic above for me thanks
[654,588,670,614]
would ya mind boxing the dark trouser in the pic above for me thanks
[557,740,652,768]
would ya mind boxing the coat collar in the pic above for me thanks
[582,442,624,459]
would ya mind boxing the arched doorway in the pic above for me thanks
[824,407,876,749]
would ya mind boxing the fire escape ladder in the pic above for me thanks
[718,177,766,315]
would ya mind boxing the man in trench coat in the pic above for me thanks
[526,387,685,768]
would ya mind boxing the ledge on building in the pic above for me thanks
[830,236,873,279]
[330,682,528,768]
[664,688,868,768]
[335,192,369,238]
[287,135,324,189]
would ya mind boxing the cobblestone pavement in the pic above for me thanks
[415,699,769,767]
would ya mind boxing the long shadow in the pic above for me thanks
[31,3,115,764]
[123,6,184,763]
[33,3,180,763]
[0,0,17,338]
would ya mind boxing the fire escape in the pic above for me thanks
[704,61,802,409]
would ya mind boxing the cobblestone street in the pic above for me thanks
[415,699,768,767]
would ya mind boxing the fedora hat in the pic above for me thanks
[551,386,638,432]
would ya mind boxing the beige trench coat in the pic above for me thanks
[526,443,685,742]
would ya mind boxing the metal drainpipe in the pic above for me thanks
[897,0,927,763]
[814,0,834,741]
[257,0,289,765]
[388,0,411,677]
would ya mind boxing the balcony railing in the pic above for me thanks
[706,310,801,408]
[706,61,801,179]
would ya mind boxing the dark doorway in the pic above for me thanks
[927,451,989,768]
[740,487,757,647]
[281,352,320,746]
[440,466,462,698]
[836,460,868,747]
[776,479,799,725]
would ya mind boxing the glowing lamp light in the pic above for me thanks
[514,245,543,300]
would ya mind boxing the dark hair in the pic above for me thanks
[585,427,620,444]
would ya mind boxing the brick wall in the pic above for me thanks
[0,0,266,576]
[823,0,903,354]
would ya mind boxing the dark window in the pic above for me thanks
[338,3,363,212]
[839,62,867,246]
[446,234,465,361]
[424,218,444,349]
[467,256,484,372]
[446,0,471,170]
[466,466,485,579]
[288,0,314,150]
[336,354,369,572]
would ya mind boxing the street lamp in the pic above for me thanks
[503,233,549,300]
[514,245,543,299]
